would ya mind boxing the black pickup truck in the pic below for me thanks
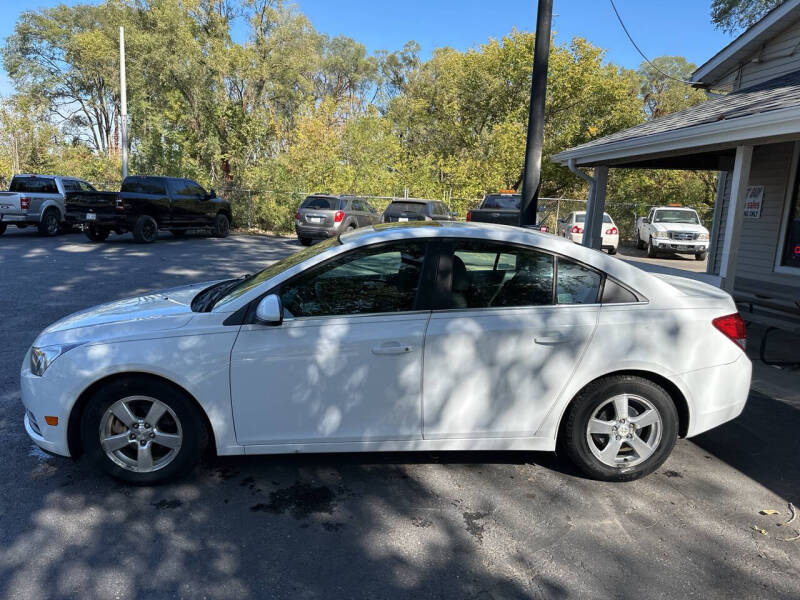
[466,192,549,232]
[65,175,232,243]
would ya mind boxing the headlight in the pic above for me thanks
[652,231,668,239]
[30,344,77,376]
[698,233,709,241]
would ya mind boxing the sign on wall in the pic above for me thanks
[743,186,764,218]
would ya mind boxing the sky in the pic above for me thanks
[0,0,736,95]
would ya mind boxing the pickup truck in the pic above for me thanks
[0,174,97,236]
[466,192,549,231]
[65,175,232,243]
[635,206,710,260]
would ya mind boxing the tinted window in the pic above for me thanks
[482,195,521,209]
[62,180,79,192]
[169,179,203,198]
[78,181,96,192]
[602,279,638,304]
[386,201,428,215]
[447,240,553,309]
[301,196,339,210]
[280,241,427,317]
[557,259,601,304]
[122,178,167,195]
[9,177,58,194]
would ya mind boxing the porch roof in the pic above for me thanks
[552,69,800,169]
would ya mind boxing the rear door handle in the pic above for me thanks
[534,334,572,345]
[371,342,413,355]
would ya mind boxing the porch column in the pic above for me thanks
[718,145,753,292]
[707,170,727,276]
[583,165,608,250]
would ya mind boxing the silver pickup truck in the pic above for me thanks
[0,174,97,236]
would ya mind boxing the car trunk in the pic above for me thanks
[298,197,341,230]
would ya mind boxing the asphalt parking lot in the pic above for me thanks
[1,228,798,600]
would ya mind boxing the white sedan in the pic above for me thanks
[558,211,619,254]
[22,223,751,484]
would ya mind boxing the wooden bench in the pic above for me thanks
[734,277,800,367]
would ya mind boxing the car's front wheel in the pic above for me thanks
[646,238,658,258]
[213,213,230,238]
[695,251,707,261]
[80,377,208,484]
[562,375,678,481]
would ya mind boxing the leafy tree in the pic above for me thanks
[638,56,707,119]
[711,0,785,33]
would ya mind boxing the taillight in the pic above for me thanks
[295,211,300,221]
[712,313,746,350]
[571,225,583,234]
[466,211,472,222]
[115,195,124,211]
[605,226,618,235]
[334,210,344,223]
[20,196,30,210]
[539,225,548,233]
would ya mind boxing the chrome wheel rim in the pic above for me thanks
[46,214,58,234]
[586,394,662,468]
[99,396,183,473]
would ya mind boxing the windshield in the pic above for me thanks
[575,214,612,223]
[653,209,699,224]
[482,195,520,209]
[213,237,340,309]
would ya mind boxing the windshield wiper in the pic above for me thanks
[192,274,251,312]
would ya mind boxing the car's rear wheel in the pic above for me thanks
[695,251,707,261]
[38,208,61,236]
[608,246,618,255]
[80,377,208,484]
[133,215,158,243]
[85,224,110,242]
[562,375,678,482]
[213,213,230,238]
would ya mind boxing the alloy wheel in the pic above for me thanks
[585,394,662,468]
[99,396,183,473]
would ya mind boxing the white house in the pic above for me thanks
[552,0,800,324]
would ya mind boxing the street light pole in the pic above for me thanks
[519,0,553,227]
[119,26,128,180]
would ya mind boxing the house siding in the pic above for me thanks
[737,22,800,89]
[709,142,800,289]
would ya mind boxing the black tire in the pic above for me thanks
[608,246,618,255]
[636,232,645,250]
[38,208,61,236]
[0,222,6,236]
[170,229,187,238]
[646,238,658,258]
[133,215,158,244]
[213,213,230,238]
[85,224,110,242]
[299,236,312,246]
[695,251,707,261]
[80,377,208,484]
[562,375,678,482]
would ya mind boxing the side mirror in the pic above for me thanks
[255,294,283,325]
[643,218,650,224]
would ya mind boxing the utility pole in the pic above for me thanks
[119,26,129,180]
[519,0,553,227]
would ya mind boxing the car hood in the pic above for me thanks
[35,280,222,346]
[651,222,708,233]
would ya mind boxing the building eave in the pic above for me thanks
[551,106,800,167]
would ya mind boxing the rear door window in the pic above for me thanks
[9,177,59,194]
[122,178,167,195]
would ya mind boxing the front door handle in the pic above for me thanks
[371,342,413,355]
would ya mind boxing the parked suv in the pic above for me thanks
[381,199,456,223]
[0,175,96,236]
[295,195,379,245]
[65,176,232,243]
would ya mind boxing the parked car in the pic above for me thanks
[0,174,96,236]
[557,211,619,254]
[22,222,751,485]
[635,206,709,260]
[381,199,457,223]
[65,176,232,243]
[295,194,379,246]
[466,192,550,232]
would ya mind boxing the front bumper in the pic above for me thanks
[20,351,71,457]
[653,238,707,253]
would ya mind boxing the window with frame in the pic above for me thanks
[557,259,602,304]
[279,241,427,317]
[781,157,800,269]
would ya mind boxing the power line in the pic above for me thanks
[608,0,697,85]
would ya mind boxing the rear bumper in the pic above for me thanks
[680,352,752,437]
[295,224,336,239]
[0,212,37,223]
[65,211,126,227]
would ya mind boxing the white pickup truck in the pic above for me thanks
[0,174,97,236]
[635,206,710,261]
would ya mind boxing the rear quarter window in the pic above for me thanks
[601,279,639,304]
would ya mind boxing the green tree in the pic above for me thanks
[711,0,785,33]
[638,56,707,119]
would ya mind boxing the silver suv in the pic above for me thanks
[294,195,379,245]
[0,175,96,236]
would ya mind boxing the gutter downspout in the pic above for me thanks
[567,158,595,200]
